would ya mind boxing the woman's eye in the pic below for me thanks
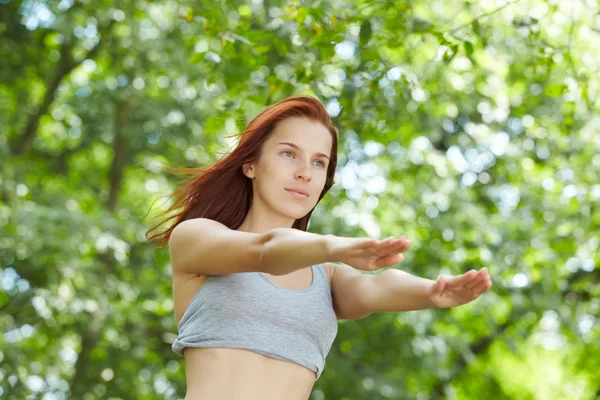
[283,151,325,167]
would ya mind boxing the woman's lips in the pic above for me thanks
[285,189,309,200]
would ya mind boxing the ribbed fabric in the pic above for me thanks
[172,264,338,381]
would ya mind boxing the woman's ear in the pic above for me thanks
[242,162,255,179]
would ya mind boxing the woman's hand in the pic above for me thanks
[327,235,412,271]
[427,267,492,308]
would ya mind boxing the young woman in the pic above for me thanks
[147,95,492,400]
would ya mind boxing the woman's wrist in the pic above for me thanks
[323,233,343,263]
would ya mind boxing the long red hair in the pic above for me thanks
[146,95,339,248]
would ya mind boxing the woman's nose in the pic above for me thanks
[294,162,311,181]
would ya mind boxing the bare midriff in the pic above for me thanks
[173,266,332,400]
[182,347,316,400]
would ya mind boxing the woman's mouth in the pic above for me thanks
[285,189,309,200]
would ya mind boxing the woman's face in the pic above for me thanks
[243,116,333,220]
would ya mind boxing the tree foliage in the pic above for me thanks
[1,0,599,398]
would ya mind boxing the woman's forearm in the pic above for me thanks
[365,269,437,312]
[259,228,337,275]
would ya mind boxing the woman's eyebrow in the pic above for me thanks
[277,142,330,160]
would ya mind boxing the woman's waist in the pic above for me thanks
[183,347,315,399]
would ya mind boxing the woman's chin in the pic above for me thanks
[283,207,311,221]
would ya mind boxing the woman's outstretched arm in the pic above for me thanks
[363,267,492,313]
[261,229,409,276]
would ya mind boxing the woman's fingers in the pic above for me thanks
[384,238,410,253]
[464,268,489,289]
[445,269,477,288]
[374,252,404,269]
[356,236,412,259]
[359,237,394,251]
[473,278,491,294]
[375,238,410,257]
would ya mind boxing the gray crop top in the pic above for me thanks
[172,264,338,381]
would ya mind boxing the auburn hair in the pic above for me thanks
[146,95,339,248]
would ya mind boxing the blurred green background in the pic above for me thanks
[1,0,599,399]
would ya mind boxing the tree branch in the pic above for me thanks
[67,312,106,397]
[11,21,113,156]
[107,100,129,212]
[447,0,527,36]
[12,41,75,156]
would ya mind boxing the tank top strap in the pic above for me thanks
[313,264,327,283]
[313,264,331,292]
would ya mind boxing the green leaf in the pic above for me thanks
[297,7,309,24]
[443,44,459,63]
[238,5,252,19]
[411,17,432,33]
[544,83,568,97]
[464,41,474,56]
[433,32,451,45]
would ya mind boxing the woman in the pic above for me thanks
[147,95,492,399]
